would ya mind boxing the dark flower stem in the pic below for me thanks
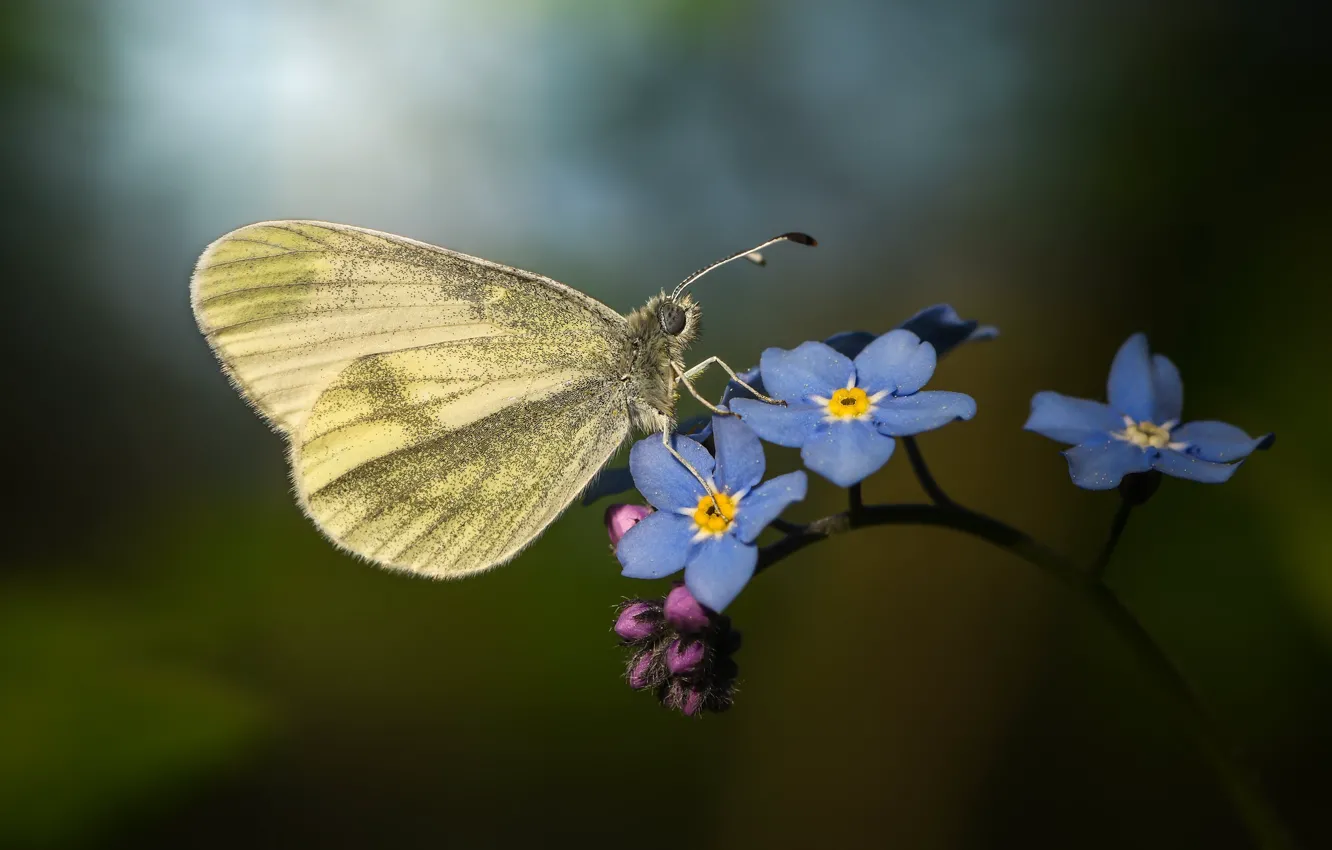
[1092,498,1134,579]
[756,451,1295,850]
[755,501,1065,576]
[902,436,953,507]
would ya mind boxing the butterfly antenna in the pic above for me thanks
[671,232,817,301]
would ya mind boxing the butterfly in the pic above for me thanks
[191,221,813,577]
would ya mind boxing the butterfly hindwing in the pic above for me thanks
[295,345,630,575]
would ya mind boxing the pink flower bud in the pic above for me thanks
[605,504,653,547]
[664,583,710,634]
[665,638,707,676]
[680,688,706,717]
[614,601,661,642]
[628,650,661,690]
[661,678,708,716]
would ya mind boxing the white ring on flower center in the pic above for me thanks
[810,388,888,424]
[683,488,746,543]
[1111,416,1189,452]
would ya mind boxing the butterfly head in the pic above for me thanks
[622,233,815,431]
[637,292,701,356]
[648,231,815,351]
[656,296,698,340]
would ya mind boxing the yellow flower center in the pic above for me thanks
[692,491,737,535]
[826,387,870,419]
[1119,419,1173,449]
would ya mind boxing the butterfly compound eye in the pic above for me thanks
[658,301,687,336]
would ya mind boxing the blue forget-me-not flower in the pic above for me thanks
[1025,333,1274,490]
[616,415,807,612]
[584,305,995,504]
[730,329,977,487]
[722,303,997,407]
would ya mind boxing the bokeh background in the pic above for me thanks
[3,1,1329,847]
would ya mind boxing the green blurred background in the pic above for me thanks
[3,1,1329,847]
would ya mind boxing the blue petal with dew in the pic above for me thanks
[853,329,936,396]
[685,535,759,613]
[617,512,693,578]
[1172,421,1275,463]
[1063,440,1153,490]
[801,420,897,487]
[711,414,765,494]
[1151,449,1241,484]
[759,342,854,404]
[1024,391,1123,445]
[873,391,977,437]
[732,471,808,543]
[1151,354,1184,424]
[1107,333,1156,422]
[628,434,713,512]
[729,399,825,448]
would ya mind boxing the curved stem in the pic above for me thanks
[902,436,953,506]
[756,501,1294,849]
[1092,497,1134,579]
[756,502,1067,577]
[1088,584,1296,849]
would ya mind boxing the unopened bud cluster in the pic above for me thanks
[613,583,741,716]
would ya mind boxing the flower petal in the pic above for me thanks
[1152,354,1183,424]
[720,364,765,406]
[1106,333,1156,421]
[617,512,694,578]
[1151,449,1241,484]
[873,391,977,437]
[759,341,855,404]
[580,465,636,504]
[684,535,758,612]
[676,414,712,438]
[800,420,896,487]
[898,304,998,358]
[823,330,877,360]
[853,329,937,396]
[628,433,714,512]
[1023,391,1123,445]
[711,414,765,495]
[1171,421,1275,463]
[732,471,808,543]
[1062,440,1152,490]
[730,398,825,448]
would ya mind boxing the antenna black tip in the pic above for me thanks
[671,231,819,299]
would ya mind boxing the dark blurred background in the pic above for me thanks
[3,1,1329,847]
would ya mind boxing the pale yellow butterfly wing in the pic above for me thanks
[191,220,626,434]
[295,344,629,575]
[192,220,631,576]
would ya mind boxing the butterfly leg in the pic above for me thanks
[679,356,785,406]
[674,364,735,416]
[660,428,723,514]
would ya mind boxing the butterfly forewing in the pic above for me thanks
[191,220,626,434]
